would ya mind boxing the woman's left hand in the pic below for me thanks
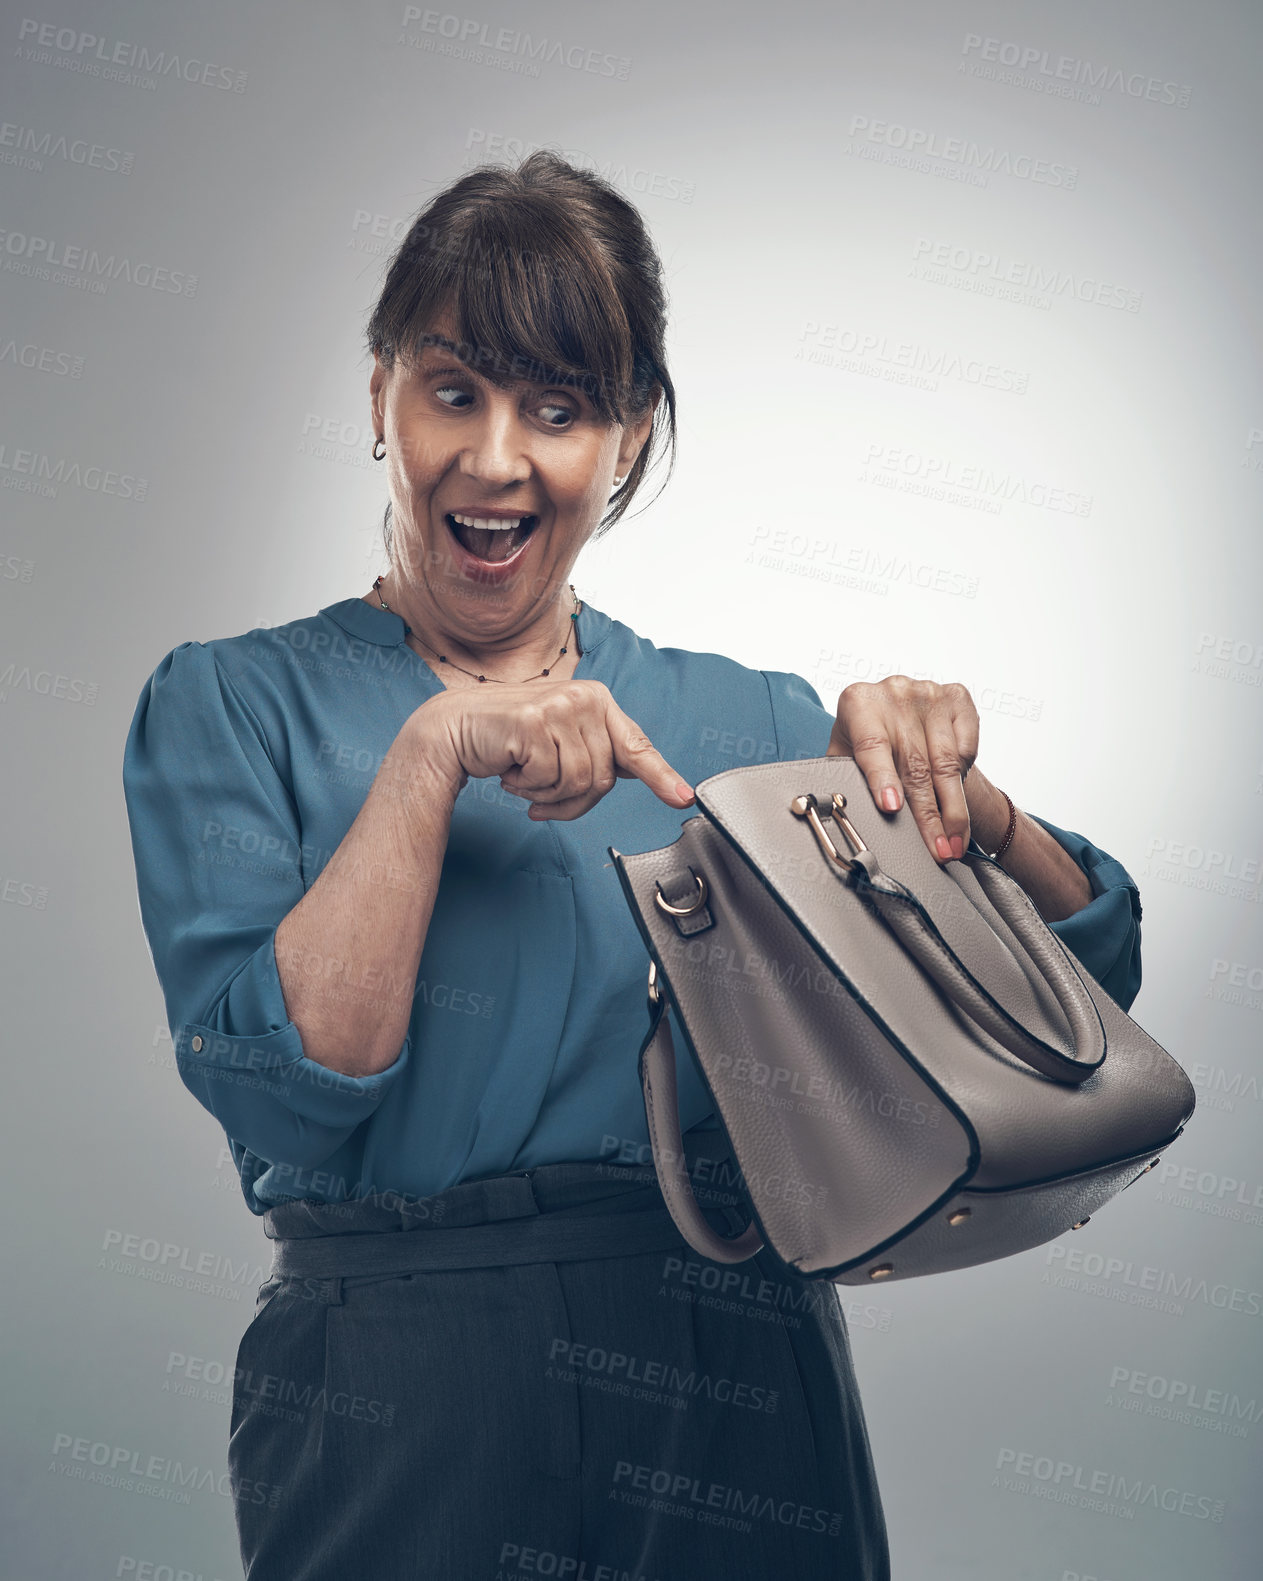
[827,676,1005,863]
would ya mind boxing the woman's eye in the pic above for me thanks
[434,384,472,408]
[537,403,574,428]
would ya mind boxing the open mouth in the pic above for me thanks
[445,512,539,564]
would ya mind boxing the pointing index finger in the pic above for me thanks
[606,699,694,808]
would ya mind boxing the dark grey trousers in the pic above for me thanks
[228,1153,890,1580]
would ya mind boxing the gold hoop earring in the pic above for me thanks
[372,437,386,461]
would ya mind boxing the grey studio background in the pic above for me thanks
[2,0,1260,1577]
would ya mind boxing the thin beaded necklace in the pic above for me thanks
[372,575,581,684]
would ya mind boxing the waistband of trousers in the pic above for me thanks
[263,1133,748,1281]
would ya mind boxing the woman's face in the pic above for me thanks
[370,319,655,644]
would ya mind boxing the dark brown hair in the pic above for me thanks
[366,149,676,549]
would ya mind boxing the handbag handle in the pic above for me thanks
[845,849,1106,1084]
[639,996,764,1264]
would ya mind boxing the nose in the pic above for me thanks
[457,394,531,490]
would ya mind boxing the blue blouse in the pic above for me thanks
[122,597,1144,1216]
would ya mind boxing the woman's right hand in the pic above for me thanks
[408,680,695,821]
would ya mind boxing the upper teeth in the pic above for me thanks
[451,513,528,531]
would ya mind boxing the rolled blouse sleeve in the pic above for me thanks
[1018,815,1143,1011]
[761,667,1144,1012]
[121,642,410,1172]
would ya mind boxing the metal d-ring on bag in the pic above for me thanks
[610,758,1196,1286]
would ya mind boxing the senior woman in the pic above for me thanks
[123,151,1141,1581]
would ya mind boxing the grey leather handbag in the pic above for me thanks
[610,757,1195,1286]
